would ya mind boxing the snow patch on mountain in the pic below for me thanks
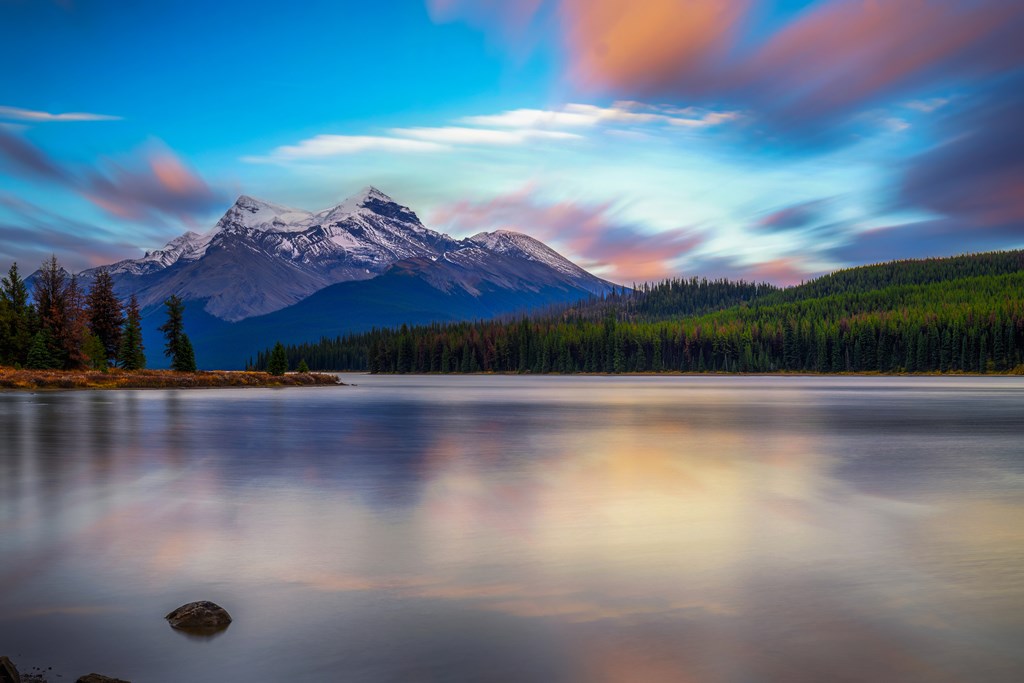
[468,229,588,278]
[82,187,614,321]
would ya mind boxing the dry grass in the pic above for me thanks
[0,367,342,390]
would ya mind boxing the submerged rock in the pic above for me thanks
[76,676,130,683]
[165,600,232,634]
[0,656,19,683]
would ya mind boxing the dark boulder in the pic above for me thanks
[165,600,232,634]
[76,676,130,683]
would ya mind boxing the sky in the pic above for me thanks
[1,0,1022,284]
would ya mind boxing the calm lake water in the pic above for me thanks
[1,375,1023,682]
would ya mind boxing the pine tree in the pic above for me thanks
[26,329,60,369]
[158,295,194,371]
[174,334,197,372]
[63,276,88,369]
[1,262,35,366]
[34,256,71,368]
[117,294,146,370]
[82,332,108,371]
[297,358,310,373]
[267,341,288,375]
[86,269,124,364]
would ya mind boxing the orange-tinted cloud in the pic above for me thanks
[430,0,1024,133]
[560,0,749,94]
[431,186,703,282]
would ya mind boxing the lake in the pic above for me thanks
[1,375,1023,682]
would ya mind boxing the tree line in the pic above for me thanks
[265,251,1024,375]
[0,256,196,372]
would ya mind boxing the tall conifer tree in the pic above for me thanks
[118,294,147,370]
[87,269,124,364]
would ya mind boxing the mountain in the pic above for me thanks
[84,187,612,325]
[48,186,614,367]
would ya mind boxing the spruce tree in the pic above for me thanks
[26,329,60,369]
[86,269,124,364]
[117,294,146,370]
[158,295,194,371]
[1,262,34,366]
[174,334,197,372]
[34,256,71,368]
[267,342,288,375]
[63,276,88,369]
[297,358,310,373]
[82,332,108,371]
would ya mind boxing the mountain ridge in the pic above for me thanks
[71,187,614,322]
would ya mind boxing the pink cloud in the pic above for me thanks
[560,0,749,95]
[0,129,223,224]
[431,186,703,283]
[427,0,1024,132]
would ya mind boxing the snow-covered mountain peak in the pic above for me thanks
[354,186,393,203]
[317,186,422,227]
[217,195,313,233]
[468,229,588,277]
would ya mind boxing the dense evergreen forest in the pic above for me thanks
[261,251,1024,375]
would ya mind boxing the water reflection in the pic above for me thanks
[0,376,1022,682]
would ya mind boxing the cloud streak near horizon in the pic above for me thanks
[0,105,122,123]
[432,186,706,282]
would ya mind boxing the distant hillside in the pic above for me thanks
[269,250,1024,374]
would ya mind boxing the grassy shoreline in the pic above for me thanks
[0,367,342,390]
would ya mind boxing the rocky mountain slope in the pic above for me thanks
[85,187,613,322]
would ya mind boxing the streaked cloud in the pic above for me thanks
[757,199,833,233]
[0,128,70,181]
[0,104,122,122]
[0,129,223,224]
[250,101,737,165]
[900,80,1024,233]
[432,185,704,282]
[264,134,447,160]
[432,0,1024,137]
[391,126,580,146]
[462,102,739,130]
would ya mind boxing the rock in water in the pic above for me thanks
[164,600,232,632]
[0,656,19,683]
[77,676,131,683]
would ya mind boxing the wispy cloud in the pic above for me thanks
[262,134,447,160]
[461,102,739,130]
[0,129,223,223]
[0,105,122,122]
[390,126,580,146]
[432,185,704,282]
[249,101,736,164]
[757,199,834,232]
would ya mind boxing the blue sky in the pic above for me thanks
[1,0,1022,283]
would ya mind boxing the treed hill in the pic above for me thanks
[263,251,1024,375]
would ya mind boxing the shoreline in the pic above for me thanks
[0,367,343,391]
[335,370,1023,377]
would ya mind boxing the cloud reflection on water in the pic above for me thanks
[1,377,1022,681]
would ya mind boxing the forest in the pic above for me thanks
[0,256,196,372]
[261,251,1024,375]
